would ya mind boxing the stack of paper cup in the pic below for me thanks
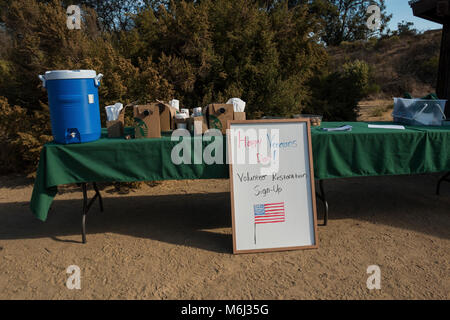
[175,113,188,129]
[180,108,189,117]
[193,107,202,117]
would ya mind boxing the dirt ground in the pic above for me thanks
[0,103,448,300]
[0,173,449,300]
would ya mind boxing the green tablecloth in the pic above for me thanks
[30,122,450,221]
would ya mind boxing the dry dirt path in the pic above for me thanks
[0,175,449,299]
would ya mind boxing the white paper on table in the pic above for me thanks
[368,124,405,130]
[321,125,353,132]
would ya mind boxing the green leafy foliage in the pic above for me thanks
[0,0,372,174]
[311,0,391,46]
[306,60,370,121]
[0,97,53,174]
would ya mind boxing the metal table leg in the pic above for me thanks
[93,182,104,212]
[315,179,329,226]
[436,172,450,195]
[81,182,103,244]
[81,183,87,244]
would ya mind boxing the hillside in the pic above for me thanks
[327,29,443,99]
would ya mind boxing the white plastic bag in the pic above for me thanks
[105,103,123,121]
[226,98,246,112]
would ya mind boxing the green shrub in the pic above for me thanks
[370,108,383,117]
[306,60,370,121]
[0,0,373,174]
[367,83,381,95]
[0,0,173,173]
[370,104,392,117]
[416,56,439,85]
[0,97,52,174]
[342,60,370,95]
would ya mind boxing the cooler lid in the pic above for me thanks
[43,70,97,80]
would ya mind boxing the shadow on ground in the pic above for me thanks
[0,192,233,253]
[0,174,448,253]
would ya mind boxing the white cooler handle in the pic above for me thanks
[38,75,46,88]
[94,73,103,87]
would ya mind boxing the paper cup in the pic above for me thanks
[193,107,202,117]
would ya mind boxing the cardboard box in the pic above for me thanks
[106,105,126,138]
[158,101,178,131]
[107,120,124,138]
[206,104,234,134]
[233,112,246,120]
[188,116,208,135]
[133,105,161,138]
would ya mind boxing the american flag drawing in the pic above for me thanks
[253,202,285,224]
[253,202,285,245]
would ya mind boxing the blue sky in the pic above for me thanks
[387,0,442,31]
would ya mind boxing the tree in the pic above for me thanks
[0,0,173,173]
[0,0,171,108]
[310,0,392,46]
[0,0,372,174]
[124,0,327,117]
[75,0,146,32]
[396,20,417,37]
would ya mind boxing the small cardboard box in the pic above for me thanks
[233,112,246,120]
[206,104,234,134]
[158,101,178,131]
[188,116,208,135]
[106,105,126,138]
[133,105,161,138]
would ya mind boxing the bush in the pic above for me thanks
[122,0,327,118]
[0,0,372,174]
[306,60,370,121]
[0,0,173,173]
[416,55,439,85]
[367,83,381,96]
[0,97,52,174]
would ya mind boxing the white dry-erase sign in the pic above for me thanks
[227,119,318,254]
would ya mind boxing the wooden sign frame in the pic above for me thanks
[227,119,319,254]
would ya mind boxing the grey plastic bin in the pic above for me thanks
[392,98,447,126]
